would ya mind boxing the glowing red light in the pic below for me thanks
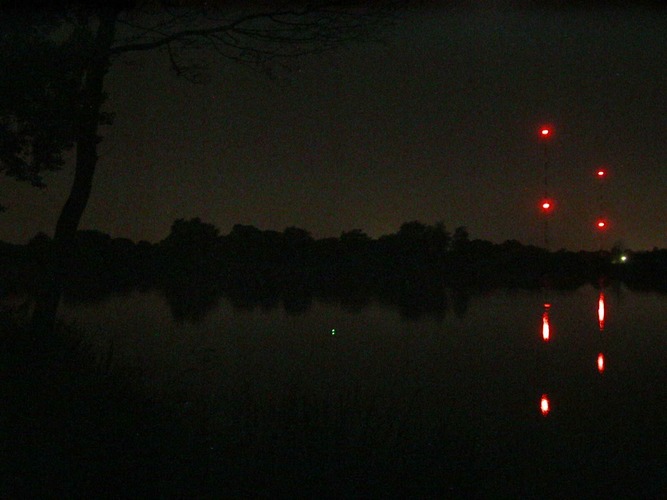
[540,128,551,137]
[598,292,605,330]
[597,220,606,229]
[540,394,550,416]
[597,169,606,177]
[540,199,554,213]
[597,353,605,373]
[542,310,550,342]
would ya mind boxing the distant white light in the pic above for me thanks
[620,255,627,262]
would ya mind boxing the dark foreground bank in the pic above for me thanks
[0,317,212,497]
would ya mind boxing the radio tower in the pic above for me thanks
[538,125,554,341]
[595,167,608,252]
[539,126,554,250]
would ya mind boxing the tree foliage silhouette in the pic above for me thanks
[0,2,399,333]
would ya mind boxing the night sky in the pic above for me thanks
[2,4,666,250]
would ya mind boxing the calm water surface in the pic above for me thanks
[60,285,666,496]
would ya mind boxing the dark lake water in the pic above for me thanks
[60,284,666,497]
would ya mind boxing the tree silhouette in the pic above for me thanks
[159,217,223,283]
[0,9,82,188]
[451,226,470,253]
[0,2,399,334]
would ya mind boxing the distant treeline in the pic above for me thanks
[1,219,665,319]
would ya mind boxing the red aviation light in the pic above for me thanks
[540,394,551,416]
[596,219,607,229]
[540,127,552,138]
[540,199,554,212]
[597,353,605,373]
[596,169,607,178]
[598,292,605,330]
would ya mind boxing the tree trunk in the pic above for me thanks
[30,11,119,338]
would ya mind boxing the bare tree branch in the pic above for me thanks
[111,3,398,61]
[111,10,303,54]
[108,3,399,83]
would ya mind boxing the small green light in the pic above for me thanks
[620,255,627,262]
[331,329,336,335]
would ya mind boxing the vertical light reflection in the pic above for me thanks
[540,394,550,416]
[598,292,605,331]
[542,303,551,342]
[597,353,605,373]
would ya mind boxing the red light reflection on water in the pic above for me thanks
[542,304,551,341]
[598,292,605,331]
[597,353,605,373]
[540,394,550,416]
